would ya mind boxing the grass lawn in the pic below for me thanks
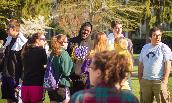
[133,54,139,59]
[0,62,171,103]
[1,75,171,103]
[131,73,172,102]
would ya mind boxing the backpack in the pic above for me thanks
[43,56,62,91]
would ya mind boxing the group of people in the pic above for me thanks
[0,19,171,103]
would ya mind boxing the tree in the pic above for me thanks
[0,0,21,28]
[0,0,52,28]
[141,0,172,40]
[21,0,51,21]
[20,16,51,37]
[51,0,144,36]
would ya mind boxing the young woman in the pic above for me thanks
[114,37,133,91]
[48,34,73,103]
[21,32,47,103]
[71,51,138,103]
[81,32,109,88]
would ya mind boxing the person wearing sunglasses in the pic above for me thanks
[21,32,47,103]
[47,34,73,103]
[71,51,139,103]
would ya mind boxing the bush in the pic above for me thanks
[132,39,146,54]
[162,35,172,49]
[132,35,172,54]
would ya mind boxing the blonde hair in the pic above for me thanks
[0,40,4,44]
[88,32,108,58]
[94,32,108,53]
[115,37,133,71]
[51,34,67,56]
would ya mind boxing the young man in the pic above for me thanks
[108,20,133,54]
[138,27,171,103]
[67,22,94,94]
[108,20,133,91]
[1,19,27,103]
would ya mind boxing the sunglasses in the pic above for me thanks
[40,38,46,41]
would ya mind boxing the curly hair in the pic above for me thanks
[51,34,67,56]
[92,51,132,87]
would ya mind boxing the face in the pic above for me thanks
[62,37,68,50]
[38,35,46,46]
[150,30,162,46]
[7,28,17,37]
[112,24,122,36]
[88,57,101,86]
[81,26,92,39]
[120,72,129,87]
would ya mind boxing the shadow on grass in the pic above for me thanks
[169,73,172,77]
[131,78,138,80]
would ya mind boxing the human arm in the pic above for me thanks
[161,44,172,84]
[138,62,143,83]
[60,50,73,76]
[162,61,171,84]
[127,38,133,55]
[41,48,48,65]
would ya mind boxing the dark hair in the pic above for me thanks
[149,27,161,37]
[27,32,44,45]
[92,51,131,86]
[22,32,44,59]
[111,20,122,29]
[78,22,92,37]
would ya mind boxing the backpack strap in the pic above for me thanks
[50,56,54,62]
[49,55,63,84]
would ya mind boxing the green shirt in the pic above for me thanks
[52,48,73,87]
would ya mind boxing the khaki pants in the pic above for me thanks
[140,79,170,103]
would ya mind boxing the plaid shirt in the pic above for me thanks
[71,83,139,103]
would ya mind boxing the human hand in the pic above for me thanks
[161,78,168,84]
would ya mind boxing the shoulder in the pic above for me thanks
[34,47,46,55]
[160,43,171,56]
[142,43,151,49]
[107,33,114,39]
[161,43,171,51]
[18,32,28,42]
[126,38,132,43]
[71,90,92,103]
[119,90,139,103]
[60,49,71,59]
[69,36,80,43]
[35,46,45,51]
[61,49,69,55]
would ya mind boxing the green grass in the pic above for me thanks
[0,73,172,103]
[131,73,172,101]
[132,66,138,72]
[133,54,139,59]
